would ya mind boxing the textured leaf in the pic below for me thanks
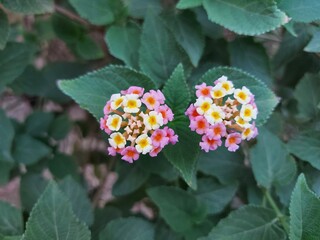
[105,23,141,69]
[58,65,156,119]
[59,176,94,226]
[163,64,191,115]
[2,0,54,14]
[199,67,279,126]
[23,182,91,240]
[229,39,273,87]
[250,128,297,189]
[76,35,104,60]
[289,174,320,240]
[304,31,320,53]
[99,217,154,240]
[192,178,238,214]
[0,201,23,236]
[147,186,207,233]
[48,153,79,180]
[139,11,190,87]
[203,0,287,36]
[163,12,205,67]
[200,206,286,240]
[164,116,201,188]
[12,135,51,166]
[287,131,320,170]
[123,0,162,18]
[0,9,9,50]
[293,73,320,120]
[48,115,72,140]
[24,111,54,138]
[278,0,320,23]
[177,0,203,9]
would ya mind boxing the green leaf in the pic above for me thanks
[123,0,162,18]
[200,206,286,240]
[155,221,183,240]
[24,182,91,240]
[163,12,205,67]
[163,64,191,115]
[199,67,279,126]
[304,31,320,53]
[192,178,238,214]
[58,65,156,119]
[164,116,201,188]
[287,131,320,170]
[176,0,203,9]
[293,73,320,120]
[197,147,245,184]
[105,23,141,69]
[0,110,14,163]
[0,43,35,89]
[48,115,72,140]
[289,174,320,240]
[24,111,54,137]
[76,35,104,60]
[0,162,13,185]
[278,0,320,23]
[229,39,273,87]
[203,0,287,36]
[2,0,54,14]
[0,201,23,236]
[147,186,207,233]
[0,236,22,240]
[99,217,154,240]
[13,135,51,166]
[0,9,9,50]
[59,176,94,226]
[48,153,79,180]
[139,11,191,87]
[250,128,297,189]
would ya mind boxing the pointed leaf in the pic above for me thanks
[304,31,320,53]
[0,9,9,50]
[0,201,23,236]
[177,0,203,9]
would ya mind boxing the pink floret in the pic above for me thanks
[225,133,242,152]
[121,146,139,163]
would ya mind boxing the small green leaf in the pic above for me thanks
[199,67,279,126]
[0,9,9,50]
[176,0,203,9]
[24,182,91,240]
[0,201,23,236]
[48,153,79,180]
[304,31,320,53]
[200,206,286,240]
[147,186,207,233]
[278,0,320,23]
[163,64,191,115]
[287,131,320,170]
[48,115,72,140]
[289,174,320,240]
[294,73,320,120]
[192,178,237,214]
[76,35,104,60]
[123,0,162,18]
[0,110,14,163]
[250,128,297,189]
[24,111,54,137]
[58,65,156,119]
[99,217,154,240]
[105,23,141,69]
[12,135,51,166]
[2,0,54,14]
[203,0,287,36]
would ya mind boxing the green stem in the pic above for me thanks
[264,190,290,235]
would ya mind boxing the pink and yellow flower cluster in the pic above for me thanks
[185,76,258,152]
[100,86,178,163]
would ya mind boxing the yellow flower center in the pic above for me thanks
[127,99,137,109]
[114,98,123,107]
[213,90,224,98]
[148,116,157,125]
[114,134,125,145]
[110,118,120,129]
[244,109,252,117]
[211,111,220,120]
[138,139,149,148]
[200,102,211,112]
[222,83,230,91]
[238,92,247,101]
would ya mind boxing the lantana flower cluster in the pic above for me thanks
[100,86,178,163]
[185,76,258,152]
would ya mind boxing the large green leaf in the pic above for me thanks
[278,0,320,23]
[23,182,91,240]
[164,116,201,188]
[139,11,190,87]
[200,206,286,240]
[203,0,287,36]
[59,176,94,226]
[176,0,203,9]
[229,39,273,87]
[99,217,154,240]
[163,64,191,115]
[293,73,320,120]
[147,186,207,233]
[199,67,279,126]
[250,128,296,189]
[105,23,141,69]
[192,178,238,214]
[12,135,51,166]
[0,9,9,50]
[0,201,23,236]
[58,65,156,119]
[2,0,54,14]
[289,174,320,240]
[287,131,320,170]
